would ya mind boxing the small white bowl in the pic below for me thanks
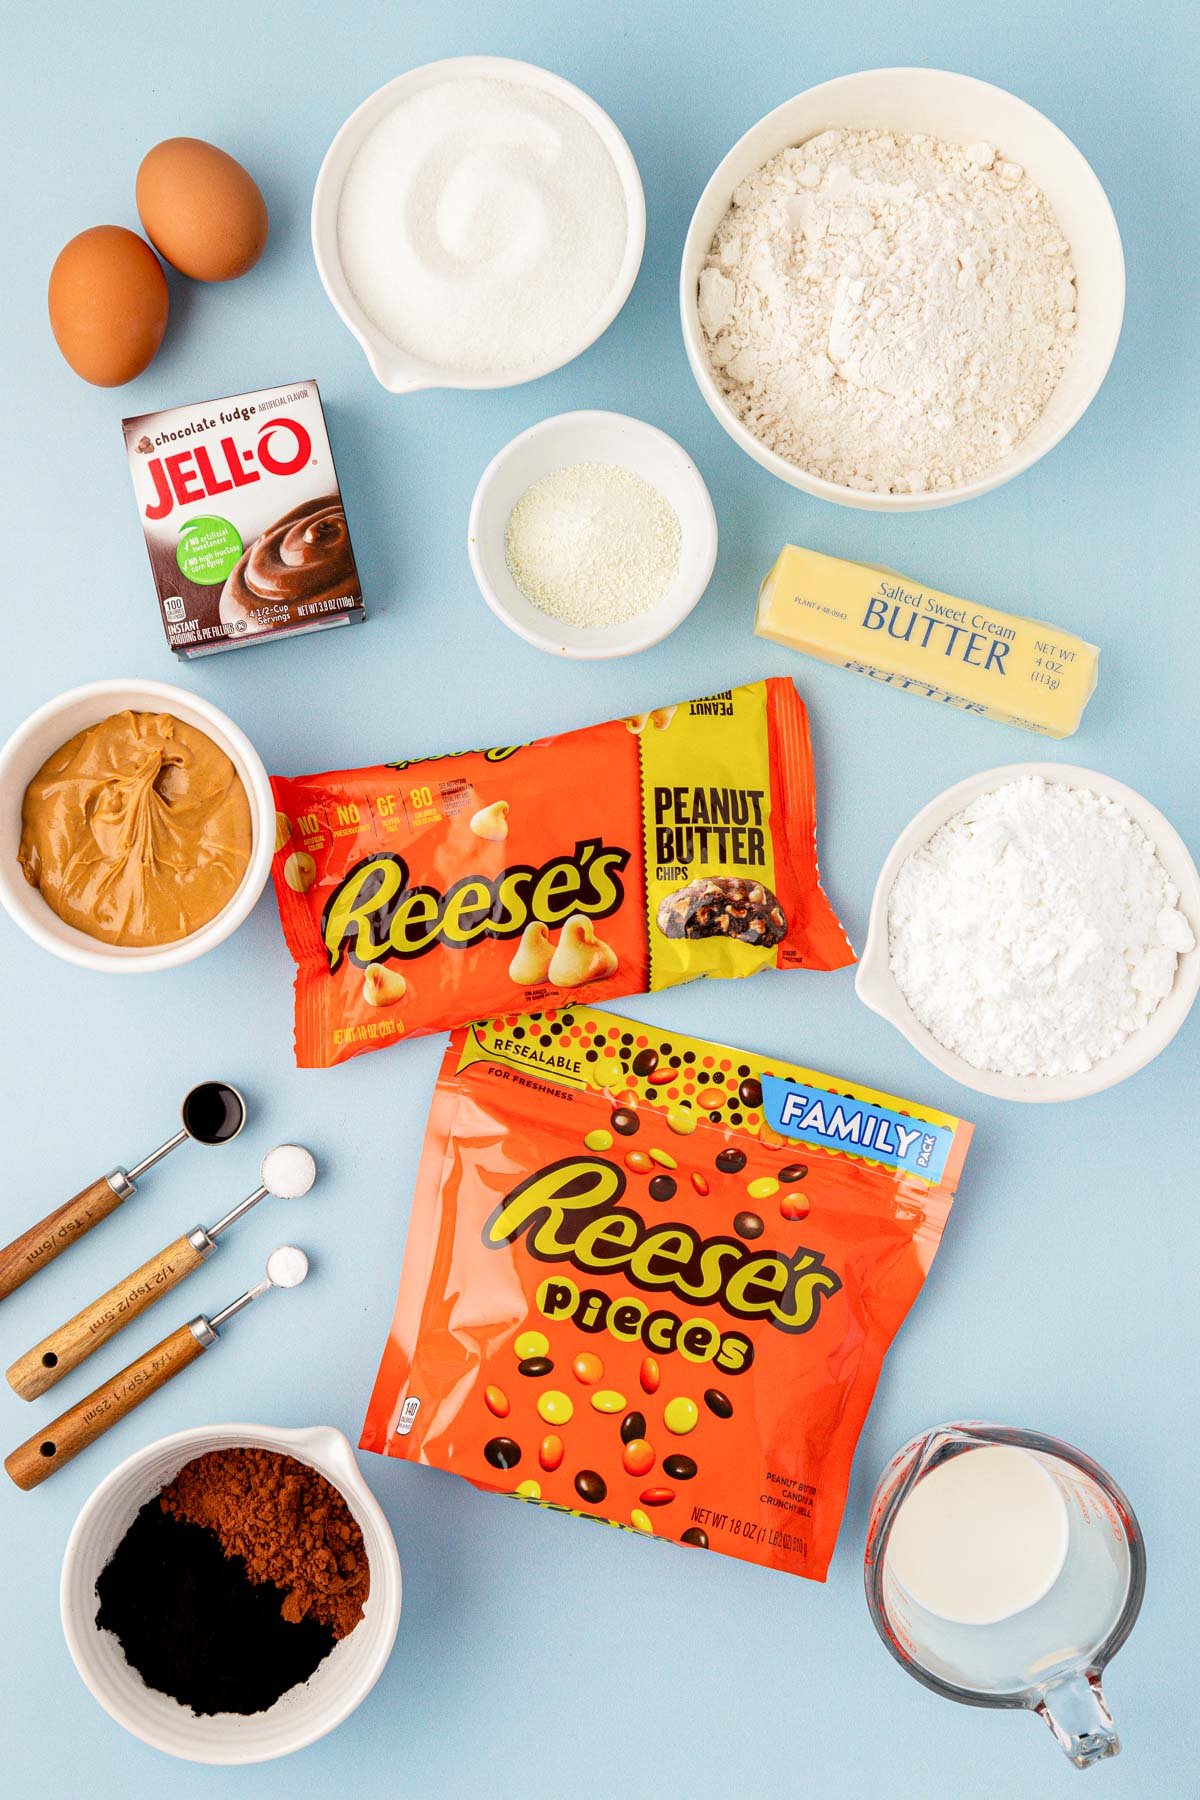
[61,1423,402,1766]
[856,764,1200,1102]
[312,57,646,393]
[0,679,275,974]
[680,68,1125,512]
[468,410,718,659]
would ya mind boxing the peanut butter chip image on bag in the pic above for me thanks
[363,964,407,1006]
[548,915,618,987]
[508,922,554,984]
[469,800,510,841]
[269,679,853,1067]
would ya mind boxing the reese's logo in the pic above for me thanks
[483,1157,841,1337]
[322,837,629,969]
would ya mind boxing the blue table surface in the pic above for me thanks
[3,2,1196,1794]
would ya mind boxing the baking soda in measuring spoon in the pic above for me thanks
[886,1445,1069,1625]
[336,77,629,379]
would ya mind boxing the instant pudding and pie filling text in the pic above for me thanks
[361,1006,973,1579]
[270,678,853,1066]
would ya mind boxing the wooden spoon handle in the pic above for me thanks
[7,1232,210,1401]
[0,1175,131,1302]
[4,1323,208,1491]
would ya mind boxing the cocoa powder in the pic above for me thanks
[160,1447,369,1640]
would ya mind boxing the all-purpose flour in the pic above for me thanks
[888,778,1195,1078]
[699,129,1077,494]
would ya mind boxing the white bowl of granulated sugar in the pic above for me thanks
[680,68,1125,510]
[856,765,1200,1103]
[468,410,718,658]
[313,58,645,393]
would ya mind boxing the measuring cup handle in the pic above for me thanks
[1036,1672,1121,1767]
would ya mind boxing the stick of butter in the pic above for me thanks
[755,546,1098,737]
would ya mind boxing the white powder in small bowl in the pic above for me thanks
[504,461,681,630]
[887,777,1196,1078]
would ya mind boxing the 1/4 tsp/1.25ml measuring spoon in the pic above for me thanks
[4,1246,311,1492]
[0,1080,245,1303]
[6,1145,317,1400]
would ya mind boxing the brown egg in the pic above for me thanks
[47,226,169,387]
[136,137,268,282]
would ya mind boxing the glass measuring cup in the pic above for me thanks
[864,1423,1145,1768]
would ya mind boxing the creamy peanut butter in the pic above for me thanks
[18,710,252,947]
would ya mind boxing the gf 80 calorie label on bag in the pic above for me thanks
[760,1077,954,1182]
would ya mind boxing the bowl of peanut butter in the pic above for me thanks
[0,680,275,972]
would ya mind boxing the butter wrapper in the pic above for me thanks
[755,546,1098,737]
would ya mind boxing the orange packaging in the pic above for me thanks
[270,678,852,1067]
[361,1005,974,1580]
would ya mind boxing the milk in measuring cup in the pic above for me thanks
[865,1424,1145,1769]
[886,1444,1069,1625]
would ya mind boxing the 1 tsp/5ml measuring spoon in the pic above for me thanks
[6,1146,316,1400]
[0,1080,246,1302]
[4,1246,310,1491]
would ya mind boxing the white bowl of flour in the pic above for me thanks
[680,69,1124,510]
[313,58,645,391]
[857,765,1200,1101]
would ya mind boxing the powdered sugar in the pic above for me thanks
[700,129,1077,494]
[887,778,1195,1077]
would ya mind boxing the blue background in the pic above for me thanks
[3,2,1196,1794]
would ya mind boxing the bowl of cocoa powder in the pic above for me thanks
[60,1424,401,1764]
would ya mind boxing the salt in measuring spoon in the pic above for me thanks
[0,1080,246,1303]
[7,1146,316,1399]
[4,1246,311,1491]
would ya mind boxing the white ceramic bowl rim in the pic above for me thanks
[856,762,1200,1103]
[467,409,718,659]
[60,1422,402,1766]
[0,678,275,974]
[680,67,1126,512]
[312,55,647,393]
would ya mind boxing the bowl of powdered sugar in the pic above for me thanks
[857,765,1200,1102]
[680,69,1124,509]
[313,58,645,391]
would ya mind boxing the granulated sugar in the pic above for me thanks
[337,77,628,379]
[699,129,1077,495]
[887,778,1195,1077]
[505,462,680,628]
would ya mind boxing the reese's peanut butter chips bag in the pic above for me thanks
[362,1006,973,1580]
[271,679,852,1066]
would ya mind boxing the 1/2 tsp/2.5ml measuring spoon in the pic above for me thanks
[4,1246,310,1492]
[6,1146,317,1399]
[0,1080,245,1302]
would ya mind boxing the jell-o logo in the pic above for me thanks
[142,417,312,519]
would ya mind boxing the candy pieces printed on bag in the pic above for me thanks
[361,1005,973,1582]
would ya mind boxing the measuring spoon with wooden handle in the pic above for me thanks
[4,1246,309,1491]
[0,1080,244,1302]
[6,1146,315,1400]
